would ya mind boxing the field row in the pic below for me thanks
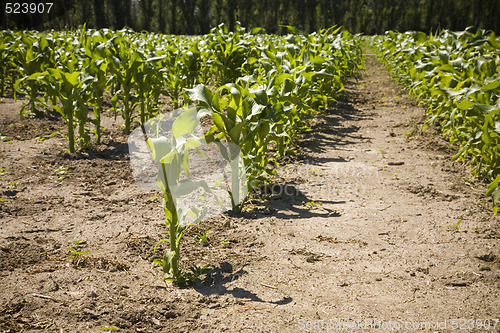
[1,25,362,151]
[371,29,500,213]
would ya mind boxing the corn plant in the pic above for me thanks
[107,36,143,134]
[34,67,92,153]
[135,57,162,129]
[206,23,250,85]
[14,35,55,117]
[6,25,363,155]
[147,108,213,287]
[186,83,273,211]
[84,58,109,145]
[0,31,20,96]
[81,31,112,145]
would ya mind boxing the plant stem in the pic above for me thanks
[0,67,4,96]
[173,85,179,109]
[28,80,40,116]
[78,105,87,149]
[95,104,102,145]
[230,157,240,212]
[67,105,75,153]
[161,163,180,278]
[140,98,146,131]
[10,72,16,95]
[94,91,103,145]
[123,91,131,134]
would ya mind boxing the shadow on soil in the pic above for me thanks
[196,263,293,305]
[298,95,375,157]
[61,141,130,161]
[239,184,344,221]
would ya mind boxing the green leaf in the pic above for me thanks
[486,174,500,196]
[39,36,48,50]
[160,149,179,165]
[63,72,80,87]
[211,113,226,133]
[250,27,263,35]
[252,89,268,105]
[228,122,243,143]
[172,180,211,197]
[457,99,474,110]
[25,72,46,81]
[475,104,495,113]
[437,64,454,72]
[482,80,500,92]
[147,137,172,164]
[0,133,12,144]
[159,151,182,187]
[172,108,199,139]
[51,105,65,118]
[285,26,298,34]
[185,84,216,112]
[493,187,500,205]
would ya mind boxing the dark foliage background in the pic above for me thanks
[1,0,499,34]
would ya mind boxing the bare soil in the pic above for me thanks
[0,53,499,333]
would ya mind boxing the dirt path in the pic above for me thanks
[0,53,499,332]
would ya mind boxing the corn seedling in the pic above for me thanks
[192,228,212,246]
[146,192,160,203]
[67,238,90,267]
[13,35,54,117]
[55,166,70,175]
[449,219,463,231]
[390,171,400,180]
[0,167,10,179]
[32,67,93,153]
[0,132,12,144]
[34,131,63,142]
[55,166,70,182]
[97,324,119,331]
[304,201,322,209]
[8,180,20,188]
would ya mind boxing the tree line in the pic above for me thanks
[1,0,499,34]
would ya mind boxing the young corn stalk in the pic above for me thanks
[85,57,110,145]
[148,108,211,287]
[32,68,92,153]
[107,39,142,134]
[14,36,54,117]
